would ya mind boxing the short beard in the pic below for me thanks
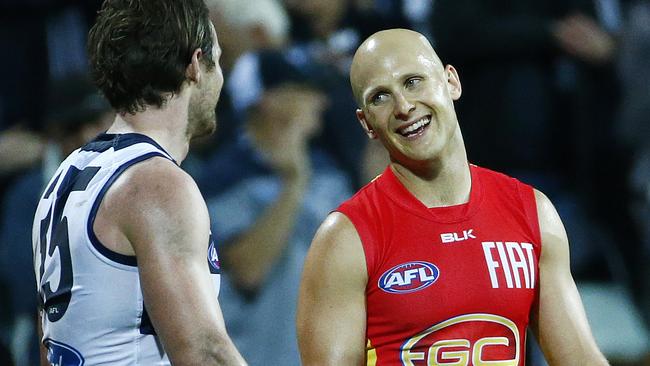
[186,95,217,140]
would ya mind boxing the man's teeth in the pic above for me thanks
[402,117,430,134]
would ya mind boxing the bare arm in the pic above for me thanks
[297,212,368,365]
[108,158,246,366]
[220,172,308,293]
[223,84,323,293]
[531,189,608,365]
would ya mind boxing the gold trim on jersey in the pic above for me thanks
[367,339,377,366]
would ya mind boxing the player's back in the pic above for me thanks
[32,133,205,365]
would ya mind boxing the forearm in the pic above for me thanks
[536,280,609,366]
[172,334,246,366]
[222,176,308,290]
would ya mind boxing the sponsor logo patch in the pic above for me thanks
[46,339,85,366]
[207,235,221,274]
[400,313,520,365]
[378,261,439,294]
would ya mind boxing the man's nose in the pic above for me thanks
[393,92,415,120]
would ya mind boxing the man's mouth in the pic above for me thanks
[397,116,431,138]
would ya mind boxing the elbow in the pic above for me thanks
[220,242,272,301]
[221,258,266,302]
[168,335,244,366]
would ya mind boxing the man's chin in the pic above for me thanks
[188,116,217,141]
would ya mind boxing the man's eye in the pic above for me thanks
[371,93,389,105]
[405,77,422,88]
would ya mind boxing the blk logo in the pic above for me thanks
[440,229,476,243]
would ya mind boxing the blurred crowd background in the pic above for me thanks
[0,0,649,365]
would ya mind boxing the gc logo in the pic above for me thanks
[400,313,520,366]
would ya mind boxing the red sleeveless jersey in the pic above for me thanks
[336,164,541,366]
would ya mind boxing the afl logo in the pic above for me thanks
[207,236,221,274]
[378,261,440,294]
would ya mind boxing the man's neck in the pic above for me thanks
[390,136,471,208]
[106,99,190,164]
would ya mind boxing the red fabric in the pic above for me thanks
[337,164,541,365]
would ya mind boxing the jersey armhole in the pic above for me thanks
[516,182,542,247]
[334,207,376,284]
[86,152,170,267]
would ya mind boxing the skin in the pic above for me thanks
[41,24,246,365]
[297,29,608,366]
[351,29,469,208]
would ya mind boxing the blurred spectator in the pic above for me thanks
[618,0,650,150]
[432,0,568,175]
[619,0,650,326]
[196,0,290,158]
[204,77,353,364]
[0,73,112,366]
[0,0,103,228]
[281,0,371,187]
[0,0,103,131]
[0,129,45,177]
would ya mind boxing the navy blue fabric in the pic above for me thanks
[87,152,171,267]
[82,133,175,164]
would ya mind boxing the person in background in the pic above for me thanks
[206,64,353,364]
[0,73,111,366]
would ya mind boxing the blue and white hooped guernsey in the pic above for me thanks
[32,133,221,365]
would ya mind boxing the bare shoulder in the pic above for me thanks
[313,212,361,248]
[533,189,567,241]
[298,212,368,365]
[310,213,365,264]
[303,212,368,291]
[100,156,208,254]
[113,156,202,206]
[533,188,570,269]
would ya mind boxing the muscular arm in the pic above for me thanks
[297,212,368,365]
[530,189,608,365]
[105,158,246,366]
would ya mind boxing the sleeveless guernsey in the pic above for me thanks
[32,133,221,365]
[337,164,541,366]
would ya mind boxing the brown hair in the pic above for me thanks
[88,0,215,114]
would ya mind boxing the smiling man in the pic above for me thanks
[297,29,608,366]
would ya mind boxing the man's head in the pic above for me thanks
[248,83,327,146]
[350,29,462,165]
[88,0,223,137]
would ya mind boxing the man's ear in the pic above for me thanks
[356,109,377,139]
[445,64,462,100]
[186,48,203,83]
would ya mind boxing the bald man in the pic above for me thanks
[296,29,608,366]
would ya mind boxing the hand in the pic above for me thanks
[553,14,616,64]
[251,84,328,181]
[0,127,44,174]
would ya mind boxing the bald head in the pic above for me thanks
[350,29,444,106]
